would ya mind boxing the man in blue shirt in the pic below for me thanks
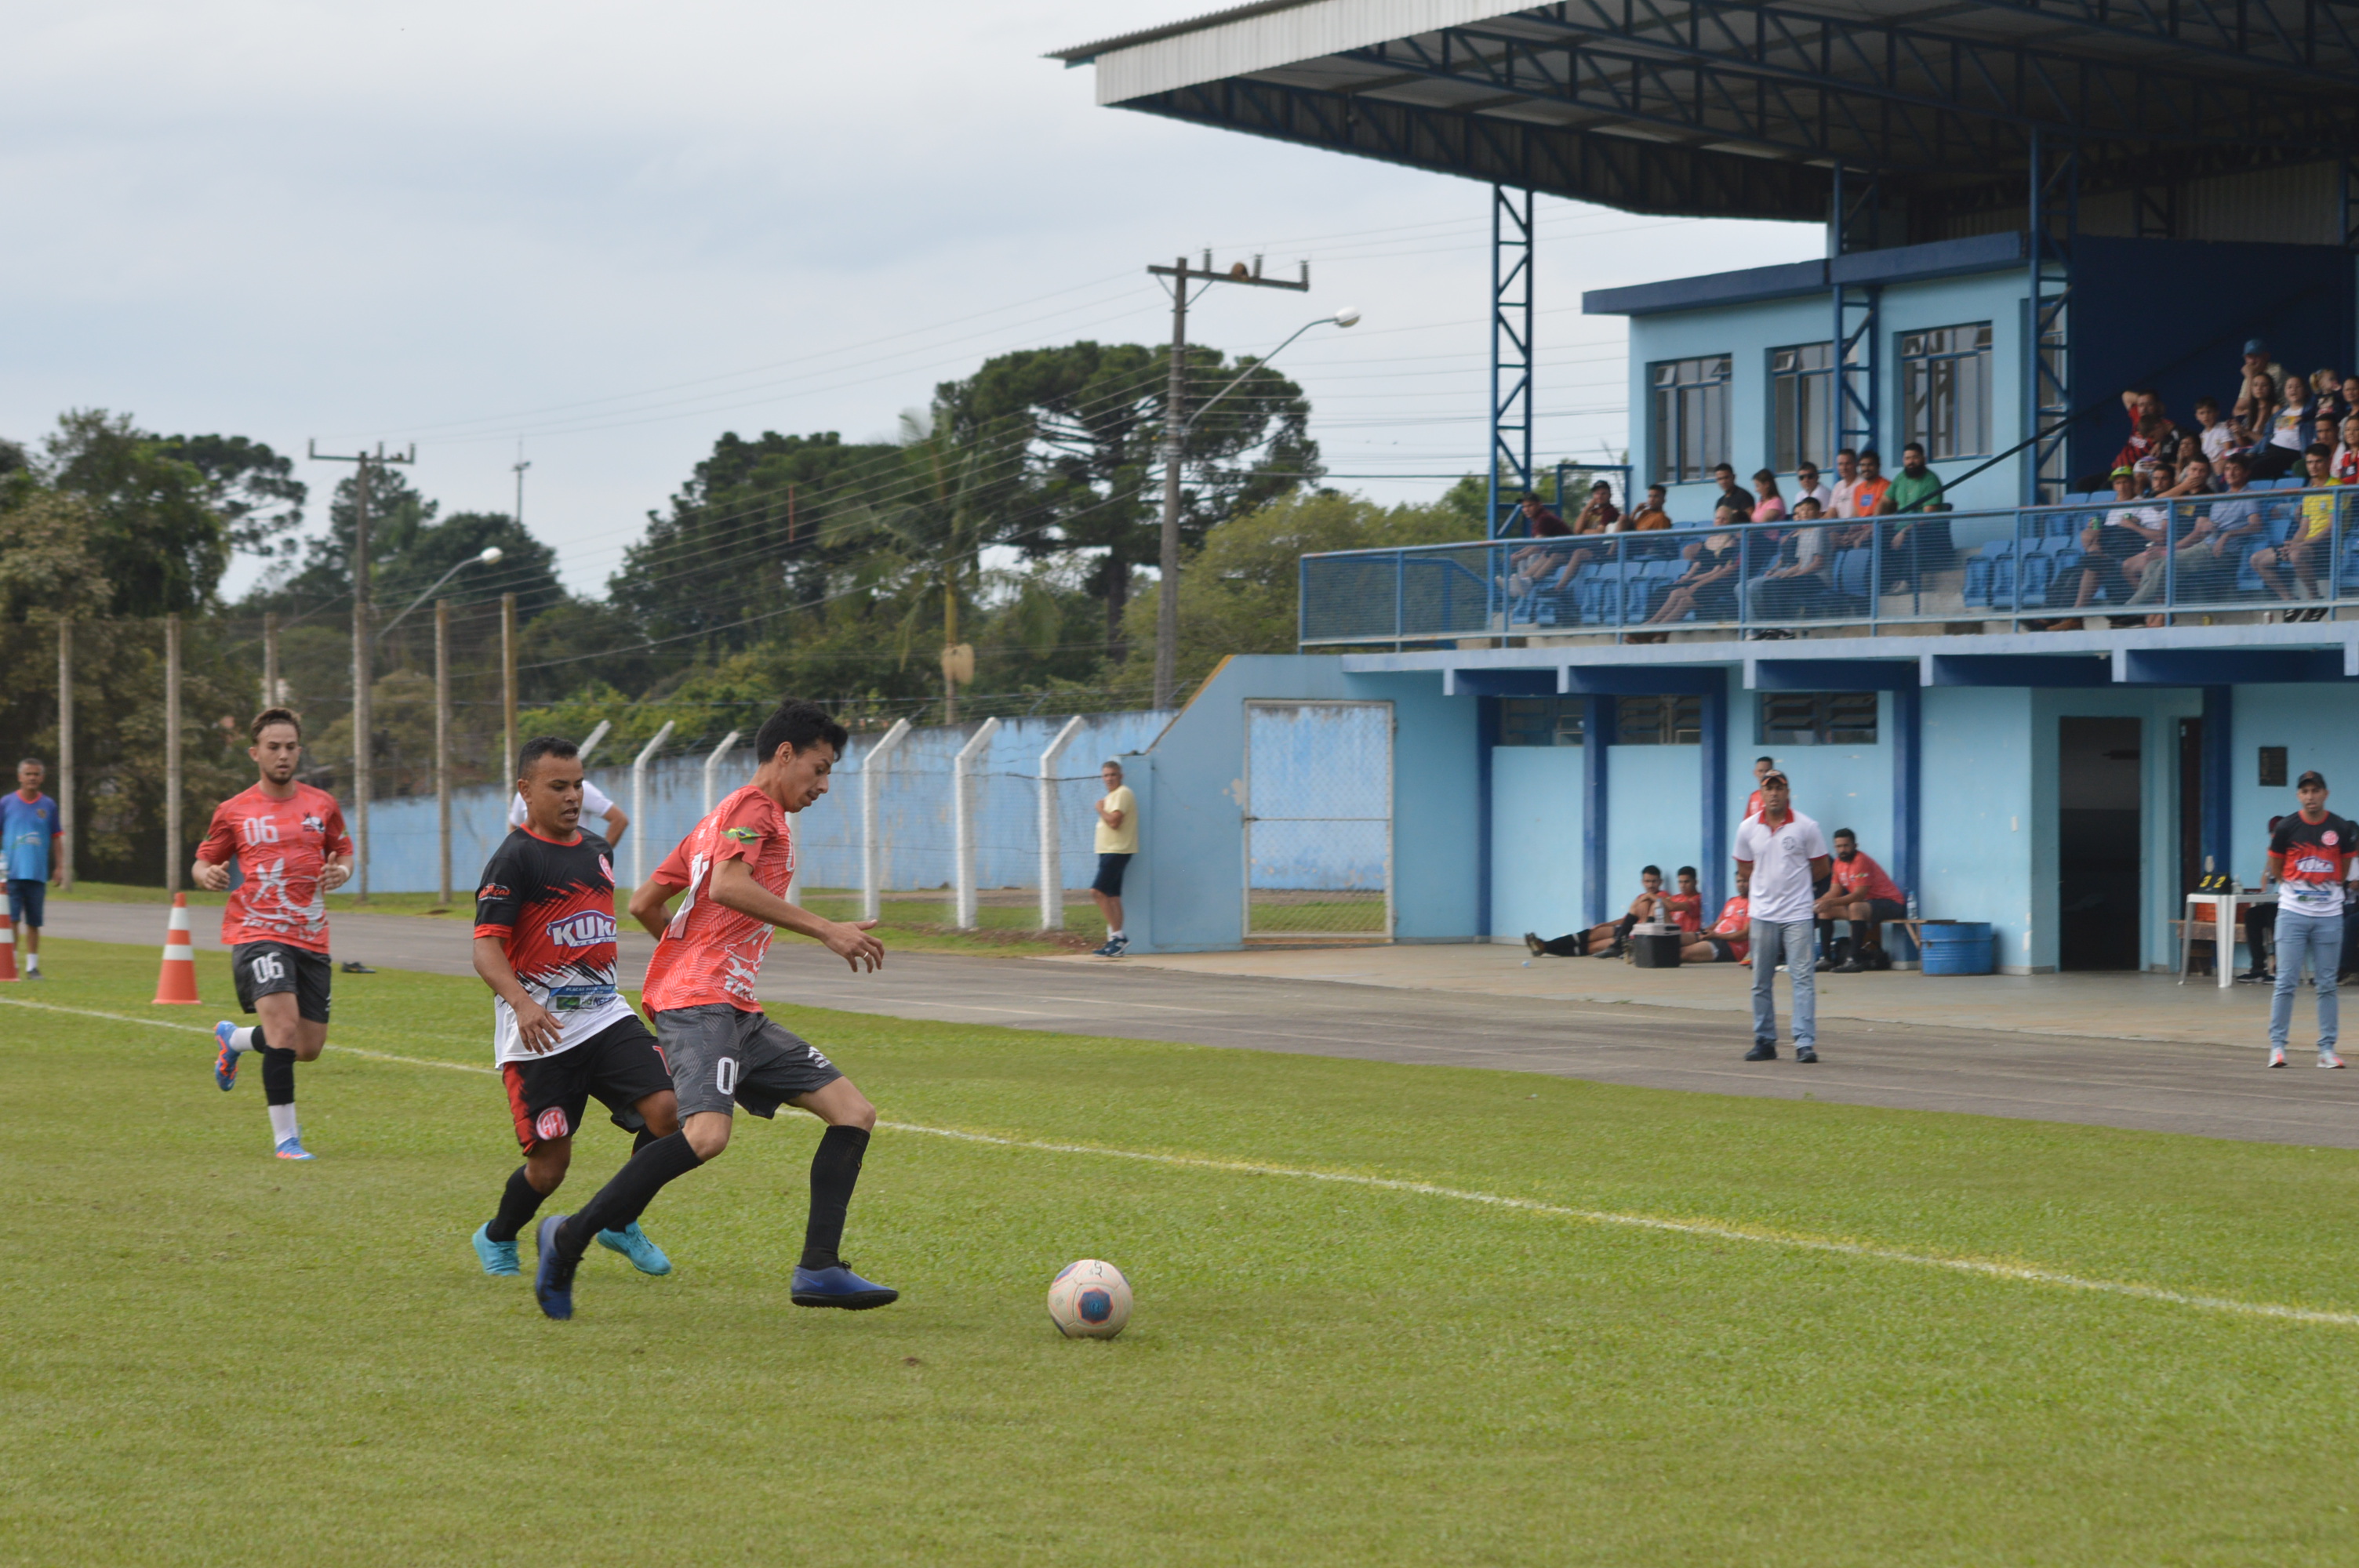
[4,758,62,978]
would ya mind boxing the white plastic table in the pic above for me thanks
[2179,891,2274,988]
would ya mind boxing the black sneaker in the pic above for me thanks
[1832,958,1869,974]
[1743,1043,1778,1062]
[1794,1045,1819,1064]
[1524,933,1543,956]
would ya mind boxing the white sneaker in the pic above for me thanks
[2321,1051,2346,1069]
[2268,1045,2288,1068]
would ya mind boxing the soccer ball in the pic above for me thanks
[1046,1258,1132,1339]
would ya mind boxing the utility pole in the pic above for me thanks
[262,612,281,710]
[1145,252,1309,712]
[434,598,453,909]
[513,447,532,528]
[501,591,520,786]
[309,439,416,905]
[164,614,182,893]
[56,619,74,891]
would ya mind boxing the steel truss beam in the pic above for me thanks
[1944,0,2359,87]
[1832,165,1880,464]
[2026,130,2077,504]
[1488,186,1537,539]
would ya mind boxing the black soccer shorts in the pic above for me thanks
[231,941,333,1023]
[652,1004,841,1120]
[500,1013,674,1152]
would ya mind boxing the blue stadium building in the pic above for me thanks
[1054,1,2359,974]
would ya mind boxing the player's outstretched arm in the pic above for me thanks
[471,936,565,1054]
[708,858,883,973]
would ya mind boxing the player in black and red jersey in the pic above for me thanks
[467,735,682,1287]
[2265,769,2357,1069]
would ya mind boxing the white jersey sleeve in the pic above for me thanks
[508,777,616,828]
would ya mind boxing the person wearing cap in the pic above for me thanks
[1732,771,1831,1063]
[2263,771,2355,1068]
[2045,465,2165,630]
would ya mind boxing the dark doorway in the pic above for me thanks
[2179,717,2205,897]
[2060,717,2143,971]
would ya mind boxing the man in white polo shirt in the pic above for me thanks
[1733,771,1831,1063]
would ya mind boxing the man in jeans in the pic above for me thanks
[1733,772,1831,1063]
[2265,770,2354,1069]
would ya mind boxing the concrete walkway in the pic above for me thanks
[34,900,2359,1150]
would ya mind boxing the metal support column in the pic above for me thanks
[1698,670,1728,916]
[2201,685,2234,881]
[2026,130,2078,504]
[2342,156,2359,375]
[1581,695,1612,927]
[1474,697,1498,939]
[1890,682,1921,935]
[1831,167,1881,468]
[1487,185,1535,538]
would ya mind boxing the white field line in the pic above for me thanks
[10,993,2354,1330]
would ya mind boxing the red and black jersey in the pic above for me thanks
[2270,811,2357,918]
[474,826,632,1063]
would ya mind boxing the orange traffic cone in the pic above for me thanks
[153,892,200,1004]
[0,919,17,982]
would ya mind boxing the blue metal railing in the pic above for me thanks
[1297,482,2359,647]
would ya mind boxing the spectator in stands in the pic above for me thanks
[1744,756,1776,822]
[2252,444,2339,619]
[2313,369,2346,424]
[1637,503,1744,630]
[1500,493,1575,597]
[2081,389,2175,491]
[1815,828,1906,971]
[2234,340,2277,425]
[2128,451,2266,614]
[1750,469,1787,524]
[1519,493,1568,535]
[1836,449,1891,549]
[1879,441,1948,590]
[1626,483,1670,531]
[2051,466,2164,630]
[1792,460,1831,512]
[1684,891,1751,965]
[1525,865,1676,958]
[2195,396,2234,465]
[2317,410,2343,456]
[2161,452,2219,499]
[1743,495,1833,633]
[1828,448,1861,519]
[1572,481,1619,533]
[2259,372,2309,480]
[2336,413,2359,484]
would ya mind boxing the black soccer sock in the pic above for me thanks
[485,1166,545,1244]
[259,1046,297,1107]
[555,1132,703,1259]
[634,1126,661,1155]
[245,1025,269,1052]
[798,1124,871,1272]
[1850,919,1875,948]
[1816,918,1836,957]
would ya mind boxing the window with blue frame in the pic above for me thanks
[1617,695,1703,746]
[1497,699,1584,746]
[1649,354,1731,484]
[1900,323,1993,459]
[1770,342,1834,473]
[1757,691,1878,746]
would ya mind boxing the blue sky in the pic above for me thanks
[0,1,1824,600]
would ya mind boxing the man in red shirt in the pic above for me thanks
[1681,893,1751,964]
[532,699,889,1322]
[1813,828,1906,971]
[194,708,354,1160]
[1743,755,1776,822]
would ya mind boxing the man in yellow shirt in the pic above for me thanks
[1092,760,1138,956]
[2252,442,2340,619]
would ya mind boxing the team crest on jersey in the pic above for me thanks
[598,855,614,883]
[545,910,618,947]
[2328,831,2341,847]
[302,815,325,836]
[535,1106,569,1141]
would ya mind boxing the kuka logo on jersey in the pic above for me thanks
[544,909,618,948]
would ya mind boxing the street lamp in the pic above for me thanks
[1153,308,1360,710]
[376,546,503,641]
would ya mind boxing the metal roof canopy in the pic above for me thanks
[1051,0,2359,225]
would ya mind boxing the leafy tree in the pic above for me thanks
[154,434,307,558]
[1114,492,1469,700]
[42,409,229,615]
[0,485,111,622]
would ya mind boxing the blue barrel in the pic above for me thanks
[1919,921,1994,975]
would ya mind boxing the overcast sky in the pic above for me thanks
[2,2,1824,601]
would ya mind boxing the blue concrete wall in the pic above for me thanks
[1606,744,1703,907]
[1350,670,1481,942]
[2229,684,2359,887]
[1728,689,1896,865]
[1921,686,2039,971]
[1489,746,1583,941]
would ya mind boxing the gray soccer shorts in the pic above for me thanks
[652,1003,842,1120]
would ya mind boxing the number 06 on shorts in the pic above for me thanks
[652,1004,842,1120]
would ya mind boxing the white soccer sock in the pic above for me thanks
[267,1104,300,1145]
[1110,929,1125,940]
[229,1025,257,1053]
[20,952,36,972]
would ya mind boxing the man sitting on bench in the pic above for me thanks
[1814,828,1906,971]
[1684,891,1752,964]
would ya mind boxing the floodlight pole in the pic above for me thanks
[1146,254,1310,712]
[308,439,416,904]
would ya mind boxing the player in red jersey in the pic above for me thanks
[528,699,889,1322]
[193,708,354,1160]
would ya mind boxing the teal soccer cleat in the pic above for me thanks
[274,1138,314,1161]
[213,1022,241,1091]
[472,1223,520,1276]
[595,1222,672,1276]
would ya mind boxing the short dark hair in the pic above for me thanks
[1756,755,1775,767]
[2299,769,2328,789]
[754,699,849,767]
[2224,451,2253,469]
[1859,447,1882,463]
[518,735,579,777]
[1834,827,1856,840]
[2307,442,2333,459]
[250,707,301,742]
[1677,865,1697,880]
[2194,394,2219,412]
[1902,441,1926,457]
[1641,864,1663,878]
[1835,447,1856,459]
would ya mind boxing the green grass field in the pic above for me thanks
[7,938,2359,1564]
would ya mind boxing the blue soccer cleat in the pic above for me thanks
[274,1137,314,1160]
[791,1261,899,1310]
[213,1022,241,1091]
[533,1214,576,1320]
[472,1223,520,1277]
[595,1221,672,1276]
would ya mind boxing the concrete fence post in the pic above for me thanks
[629,721,675,890]
[701,729,741,812]
[576,720,612,767]
[953,717,1002,929]
[1038,714,1085,929]
[860,719,912,921]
